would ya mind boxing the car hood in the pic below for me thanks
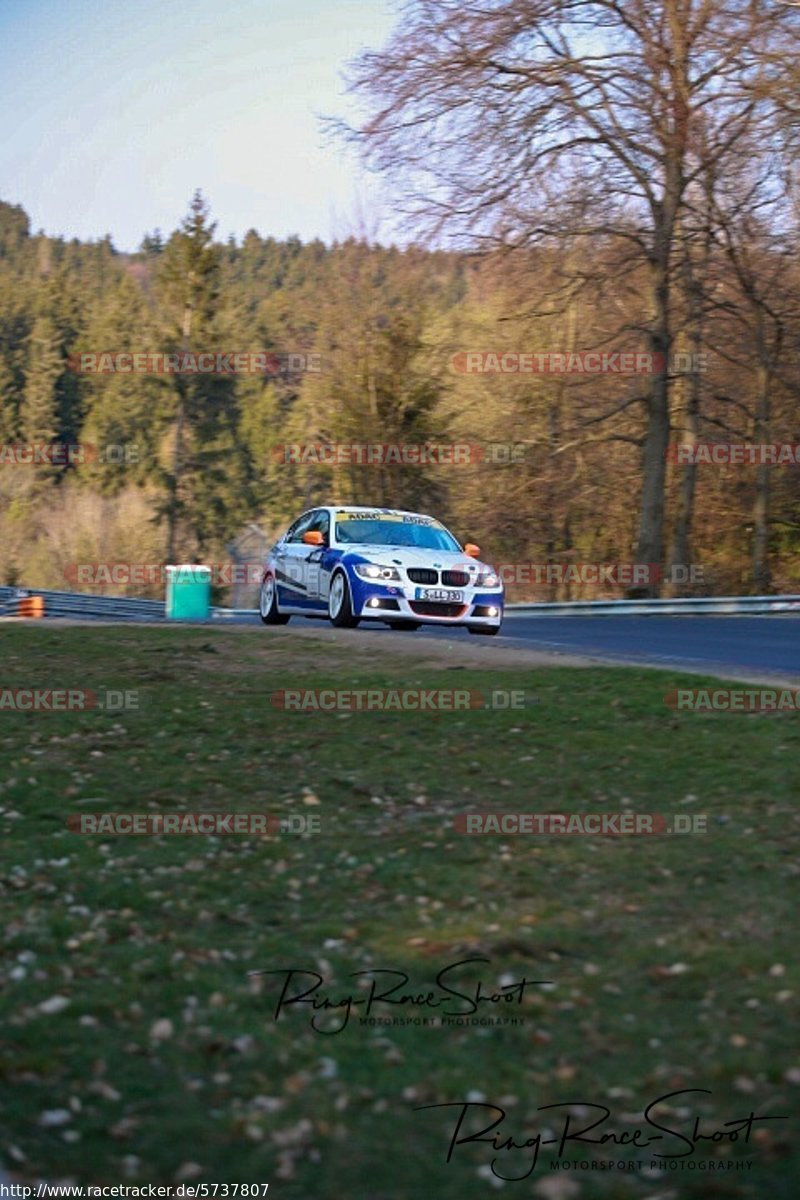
[338,543,495,576]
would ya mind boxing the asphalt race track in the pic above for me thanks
[233,610,800,680]
[231,611,795,682]
[23,608,800,682]
[433,612,800,680]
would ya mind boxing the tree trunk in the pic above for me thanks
[546,295,576,600]
[752,364,771,593]
[166,302,193,563]
[634,248,671,594]
[667,179,715,595]
[667,368,699,593]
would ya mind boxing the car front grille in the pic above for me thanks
[407,568,438,584]
[409,602,468,618]
[441,570,470,587]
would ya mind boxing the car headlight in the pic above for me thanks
[353,563,402,582]
[475,570,501,588]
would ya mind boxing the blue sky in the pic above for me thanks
[0,0,397,250]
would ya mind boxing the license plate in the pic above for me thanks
[415,587,464,602]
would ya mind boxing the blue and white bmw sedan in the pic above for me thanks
[260,506,503,634]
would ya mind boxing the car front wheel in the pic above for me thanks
[260,574,290,625]
[328,571,360,628]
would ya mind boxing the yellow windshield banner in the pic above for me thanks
[334,511,442,527]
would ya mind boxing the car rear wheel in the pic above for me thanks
[260,574,290,625]
[468,624,500,636]
[329,571,360,628]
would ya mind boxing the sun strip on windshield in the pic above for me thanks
[334,511,443,527]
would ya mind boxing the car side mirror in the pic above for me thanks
[463,543,481,558]
[303,530,325,547]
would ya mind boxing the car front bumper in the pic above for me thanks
[349,577,504,626]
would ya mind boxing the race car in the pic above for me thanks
[259,505,503,634]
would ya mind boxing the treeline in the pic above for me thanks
[0,185,799,600]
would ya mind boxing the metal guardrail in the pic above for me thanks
[504,594,800,617]
[0,586,257,622]
[0,586,165,621]
[2,586,800,622]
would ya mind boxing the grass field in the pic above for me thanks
[0,625,798,1199]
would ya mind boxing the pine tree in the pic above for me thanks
[22,312,62,445]
[0,354,18,442]
[0,201,30,258]
[78,272,167,494]
[155,191,246,558]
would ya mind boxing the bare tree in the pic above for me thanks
[342,0,800,591]
[709,209,800,592]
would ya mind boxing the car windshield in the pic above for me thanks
[335,515,461,552]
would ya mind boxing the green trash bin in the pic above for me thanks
[165,564,211,621]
